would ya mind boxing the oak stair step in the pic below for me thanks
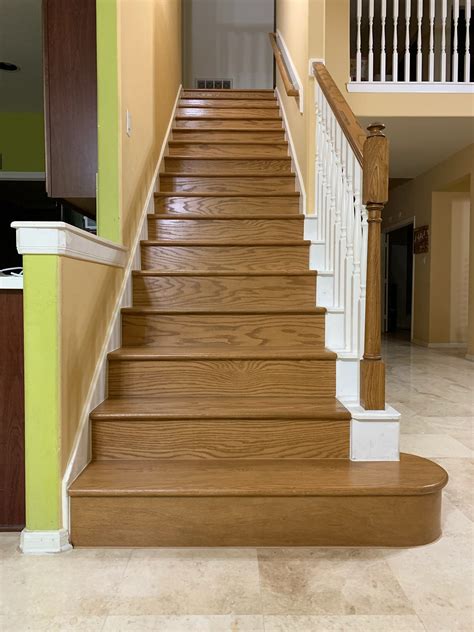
[181,90,275,99]
[140,241,310,272]
[179,99,279,108]
[176,108,282,119]
[154,193,300,215]
[167,141,289,157]
[174,119,283,129]
[69,455,447,547]
[159,174,296,194]
[122,310,325,347]
[163,157,293,174]
[147,215,303,241]
[90,396,351,461]
[107,349,336,398]
[132,270,317,310]
[171,130,286,142]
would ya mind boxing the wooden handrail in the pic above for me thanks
[312,62,366,166]
[269,33,299,98]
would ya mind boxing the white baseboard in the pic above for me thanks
[341,401,401,461]
[465,353,474,362]
[20,529,72,555]
[275,87,307,214]
[60,84,183,539]
[427,342,468,349]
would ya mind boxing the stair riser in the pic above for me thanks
[70,493,443,547]
[154,196,300,215]
[171,130,286,142]
[181,91,275,99]
[168,143,289,157]
[122,313,325,347]
[108,359,336,397]
[141,245,309,272]
[92,419,350,460]
[179,99,278,108]
[131,274,316,309]
[164,157,292,174]
[160,175,296,194]
[147,218,303,241]
[176,108,281,119]
[175,119,283,129]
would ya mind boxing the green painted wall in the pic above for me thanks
[96,0,121,243]
[0,112,45,172]
[23,255,61,531]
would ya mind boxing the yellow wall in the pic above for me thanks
[119,0,182,247]
[384,144,474,346]
[60,258,122,472]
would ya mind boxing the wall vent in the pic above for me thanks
[195,79,233,89]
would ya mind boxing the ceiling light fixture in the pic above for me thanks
[0,62,20,72]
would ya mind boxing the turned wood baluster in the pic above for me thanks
[360,123,389,410]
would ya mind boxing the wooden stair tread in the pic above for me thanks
[122,307,326,314]
[141,240,309,247]
[108,346,337,361]
[132,270,315,276]
[172,127,284,132]
[168,141,287,145]
[166,155,291,161]
[69,454,447,497]
[149,214,303,220]
[90,396,351,421]
[163,172,294,177]
[154,192,300,198]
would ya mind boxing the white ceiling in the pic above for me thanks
[0,0,43,112]
[360,116,474,179]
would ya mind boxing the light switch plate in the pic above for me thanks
[126,110,132,136]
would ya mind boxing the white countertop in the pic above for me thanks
[0,276,23,290]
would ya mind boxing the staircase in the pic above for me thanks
[69,89,447,547]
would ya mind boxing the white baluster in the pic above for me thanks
[356,0,363,81]
[315,86,322,240]
[393,0,399,82]
[405,0,412,82]
[417,0,423,81]
[466,0,472,83]
[453,0,460,81]
[381,0,387,81]
[441,0,448,81]
[429,0,436,82]
[369,0,375,81]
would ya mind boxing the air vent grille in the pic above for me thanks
[195,78,233,89]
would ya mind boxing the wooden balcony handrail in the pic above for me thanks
[269,33,299,98]
[312,61,366,166]
[313,61,389,411]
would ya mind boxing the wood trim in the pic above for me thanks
[269,33,299,97]
[312,62,366,166]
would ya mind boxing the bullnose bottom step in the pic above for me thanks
[69,455,448,547]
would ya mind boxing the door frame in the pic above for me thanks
[382,217,416,340]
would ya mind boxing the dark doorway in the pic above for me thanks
[384,223,414,337]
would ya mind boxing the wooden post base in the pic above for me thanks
[360,358,385,410]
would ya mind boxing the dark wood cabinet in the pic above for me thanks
[43,0,97,207]
[0,290,25,530]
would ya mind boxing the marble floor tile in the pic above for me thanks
[257,548,414,616]
[102,615,264,631]
[262,614,425,631]
[400,433,473,457]
[385,533,474,632]
[111,549,262,615]
[0,548,131,617]
[434,457,474,521]
[0,615,106,632]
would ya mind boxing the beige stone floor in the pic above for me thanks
[0,337,472,632]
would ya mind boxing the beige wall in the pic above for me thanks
[120,0,182,247]
[60,258,122,472]
[59,0,182,474]
[384,144,474,346]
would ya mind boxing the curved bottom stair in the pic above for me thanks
[70,455,447,547]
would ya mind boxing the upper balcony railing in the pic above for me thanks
[349,0,473,92]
